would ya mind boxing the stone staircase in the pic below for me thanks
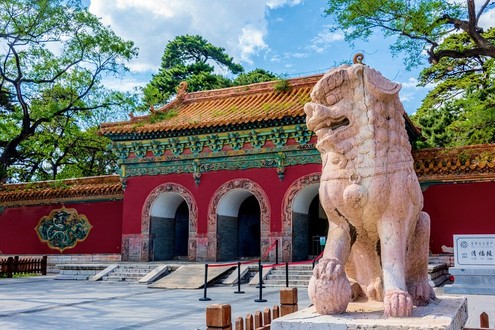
[262,264,314,287]
[260,262,450,289]
[100,264,162,282]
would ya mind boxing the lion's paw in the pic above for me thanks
[366,277,383,302]
[407,281,435,306]
[308,258,351,314]
[383,289,413,317]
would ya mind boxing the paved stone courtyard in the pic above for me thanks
[0,276,494,329]
[0,276,311,329]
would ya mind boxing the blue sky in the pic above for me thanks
[88,0,436,114]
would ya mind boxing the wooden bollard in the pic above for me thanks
[272,305,280,320]
[254,310,262,328]
[206,304,232,329]
[280,287,298,316]
[480,312,489,328]
[245,314,254,330]
[235,316,244,330]
[263,307,271,325]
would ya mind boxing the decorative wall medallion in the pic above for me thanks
[35,207,92,252]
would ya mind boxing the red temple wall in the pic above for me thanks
[424,181,495,254]
[0,200,123,255]
[122,163,322,235]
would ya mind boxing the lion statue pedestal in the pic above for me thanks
[272,61,468,329]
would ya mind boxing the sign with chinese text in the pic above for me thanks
[454,235,495,267]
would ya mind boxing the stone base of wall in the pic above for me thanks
[0,254,121,274]
[56,264,110,280]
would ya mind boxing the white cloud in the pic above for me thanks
[307,28,344,53]
[400,77,436,90]
[238,25,269,64]
[401,77,421,89]
[266,0,303,9]
[288,52,309,58]
[101,76,146,93]
[479,7,495,30]
[89,0,271,75]
[400,92,413,103]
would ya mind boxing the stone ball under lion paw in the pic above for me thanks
[308,258,351,315]
[383,289,413,317]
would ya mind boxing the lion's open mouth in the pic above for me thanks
[313,116,350,133]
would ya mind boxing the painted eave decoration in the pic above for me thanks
[35,207,92,252]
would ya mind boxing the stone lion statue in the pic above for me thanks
[304,62,435,317]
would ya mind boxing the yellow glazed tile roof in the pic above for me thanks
[413,144,495,183]
[99,75,323,136]
[0,175,123,206]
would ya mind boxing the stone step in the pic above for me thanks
[111,270,151,275]
[268,270,313,276]
[430,275,450,287]
[266,274,311,281]
[262,280,310,287]
[119,264,158,269]
[102,275,144,281]
[100,264,162,282]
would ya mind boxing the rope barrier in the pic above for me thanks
[208,248,324,269]
[208,258,260,268]
[262,250,325,268]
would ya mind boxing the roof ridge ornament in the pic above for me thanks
[177,81,188,101]
[353,52,364,64]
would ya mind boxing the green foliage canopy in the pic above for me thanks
[325,0,495,148]
[0,0,138,182]
[233,68,279,86]
[143,35,244,107]
[143,35,279,108]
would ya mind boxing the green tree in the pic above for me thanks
[413,31,495,148]
[325,0,495,147]
[0,0,138,182]
[143,35,244,107]
[233,69,279,86]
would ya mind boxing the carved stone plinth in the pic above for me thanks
[271,296,467,330]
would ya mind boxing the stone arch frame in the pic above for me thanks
[281,172,321,261]
[141,182,198,261]
[207,179,270,261]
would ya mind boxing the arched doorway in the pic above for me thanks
[149,193,189,261]
[208,179,270,262]
[291,184,318,261]
[282,173,328,261]
[216,191,261,261]
[174,201,189,257]
[238,196,261,258]
[307,195,328,258]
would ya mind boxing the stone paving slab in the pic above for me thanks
[0,276,493,329]
[0,275,303,329]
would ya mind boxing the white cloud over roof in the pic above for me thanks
[89,0,289,73]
